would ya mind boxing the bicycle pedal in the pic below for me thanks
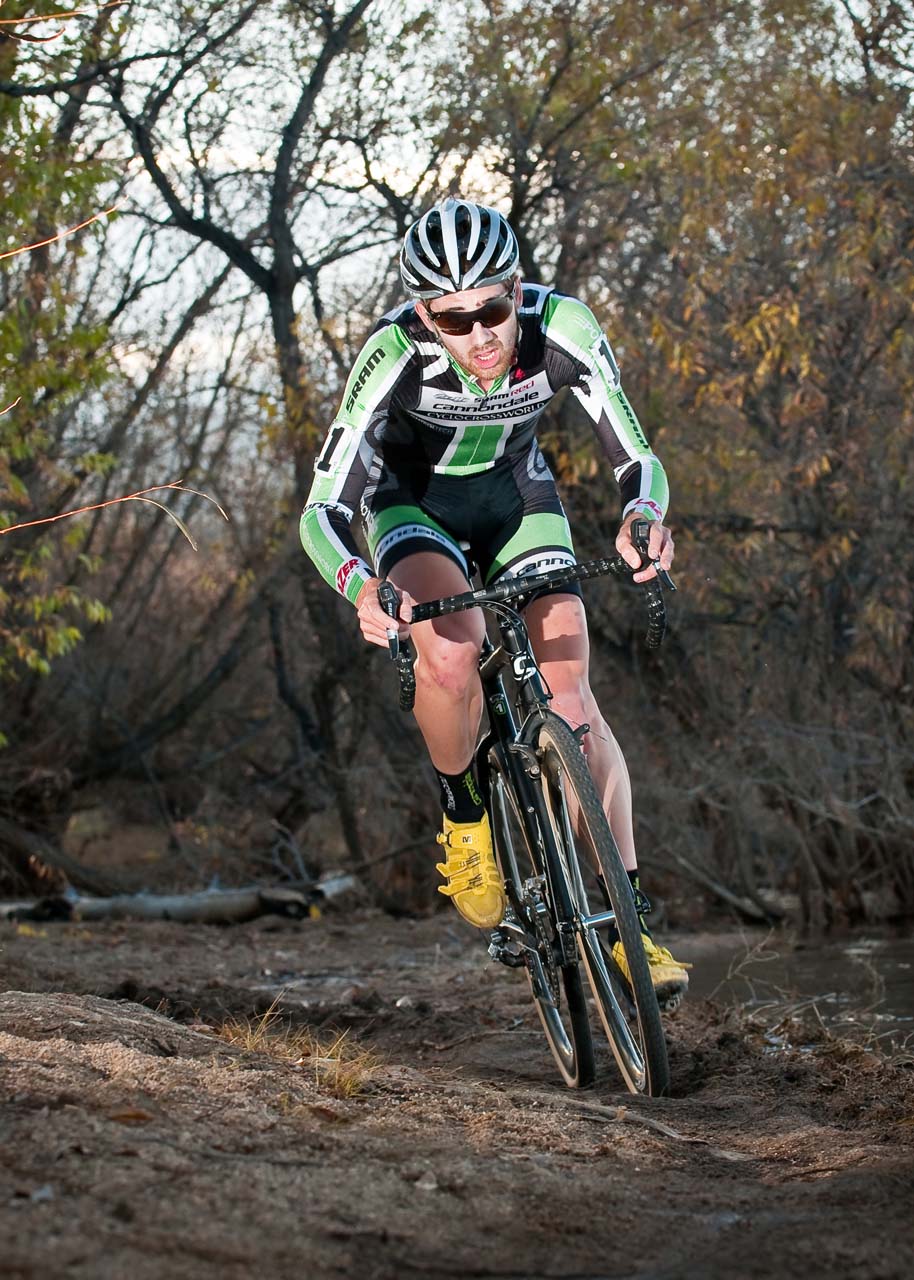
[487,930,526,969]
[657,991,683,1013]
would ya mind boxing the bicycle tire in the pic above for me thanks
[487,754,596,1089]
[532,710,670,1096]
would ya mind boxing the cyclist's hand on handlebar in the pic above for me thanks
[354,576,414,648]
[616,514,675,584]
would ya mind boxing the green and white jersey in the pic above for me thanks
[301,283,669,603]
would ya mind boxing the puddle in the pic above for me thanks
[682,928,914,1051]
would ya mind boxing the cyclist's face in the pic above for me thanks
[418,278,520,385]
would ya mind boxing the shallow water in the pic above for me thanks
[681,927,914,1051]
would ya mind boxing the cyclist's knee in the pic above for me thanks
[417,633,480,696]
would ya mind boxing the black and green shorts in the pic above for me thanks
[361,439,581,598]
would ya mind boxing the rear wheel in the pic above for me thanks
[533,710,670,1096]
[488,756,595,1088]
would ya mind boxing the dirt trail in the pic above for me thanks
[1,910,912,1280]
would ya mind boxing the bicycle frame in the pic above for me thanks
[474,603,595,968]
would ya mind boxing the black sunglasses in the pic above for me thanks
[426,285,516,336]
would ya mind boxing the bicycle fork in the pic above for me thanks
[484,738,581,1008]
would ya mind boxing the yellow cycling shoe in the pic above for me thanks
[611,933,692,1008]
[435,812,506,930]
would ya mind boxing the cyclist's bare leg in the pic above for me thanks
[524,592,637,872]
[388,551,486,773]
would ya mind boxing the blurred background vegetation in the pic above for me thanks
[1,0,911,929]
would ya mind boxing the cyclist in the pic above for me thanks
[300,197,690,1004]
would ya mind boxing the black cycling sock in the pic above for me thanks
[437,765,485,823]
[630,870,654,939]
[602,870,653,946]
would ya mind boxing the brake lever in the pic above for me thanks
[377,579,418,711]
[376,579,402,658]
[631,519,676,592]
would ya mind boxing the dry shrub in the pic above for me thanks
[610,616,914,931]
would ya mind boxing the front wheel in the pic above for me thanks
[488,757,595,1088]
[533,711,670,1096]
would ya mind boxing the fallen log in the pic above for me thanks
[0,873,359,925]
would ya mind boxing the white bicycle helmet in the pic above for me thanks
[399,198,520,299]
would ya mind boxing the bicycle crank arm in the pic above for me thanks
[524,949,559,1008]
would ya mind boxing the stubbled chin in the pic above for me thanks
[470,345,510,379]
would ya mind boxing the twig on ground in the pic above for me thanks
[558,1098,757,1162]
[422,1016,526,1052]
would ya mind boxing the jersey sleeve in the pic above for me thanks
[541,293,669,523]
[299,322,416,604]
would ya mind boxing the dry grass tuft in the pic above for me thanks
[300,1028,381,1098]
[216,995,380,1097]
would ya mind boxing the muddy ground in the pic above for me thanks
[1,908,912,1280]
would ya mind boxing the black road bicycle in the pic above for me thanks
[378,522,674,1095]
